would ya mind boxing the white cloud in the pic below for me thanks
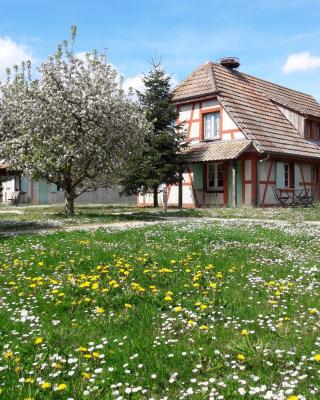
[122,74,145,93]
[122,73,178,94]
[0,37,33,79]
[282,52,320,74]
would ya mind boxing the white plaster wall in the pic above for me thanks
[179,104,193,121]
[189,121,199,139]
[245,184,252,206]
[222,108,238,130]
[202,99,219,110]
[245,160,252,180]
[234,131,245,139]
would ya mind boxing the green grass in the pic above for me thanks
[0,219,319,399]
[1,202,320,234]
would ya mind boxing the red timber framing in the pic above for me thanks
[258,156,320,206]
[176,97,243,143]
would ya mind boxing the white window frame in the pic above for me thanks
[203,111,220,140]
[207,163,224,190]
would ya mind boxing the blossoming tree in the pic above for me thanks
[0,27,150,216]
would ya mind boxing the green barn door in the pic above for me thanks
[38,178,48,204]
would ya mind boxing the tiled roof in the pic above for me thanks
[173,62,320,159]
[179,139,252,163]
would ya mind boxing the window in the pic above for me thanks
[314,123,320,140]
[203,112,220,140]
[312,166,318,184]
[208,163,224,189]
[14,176,21,191]
[284,163,290,187]
[305,122,311,139]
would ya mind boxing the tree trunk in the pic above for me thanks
[153,186,159,208]
[64,189,75,217]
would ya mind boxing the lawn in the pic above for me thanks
[0,219,319,399]
[2,203,320,234]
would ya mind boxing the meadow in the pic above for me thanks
[0,217,320,399]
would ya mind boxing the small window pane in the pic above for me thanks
[284,164,289,187]
[314,124,320,140]
[305,122,311,139]
[208,164,215,187]
[217,164,224,187]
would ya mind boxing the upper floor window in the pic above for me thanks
[314,123,320,140]
[305,122,311,139]
[208,163,224,190]
[203,111,220,140]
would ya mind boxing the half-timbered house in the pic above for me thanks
[138,57,320,208]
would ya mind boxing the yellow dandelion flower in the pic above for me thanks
[236,353,246,362]
[34,337,44,345]
[209,282,217,289]
[187,320,196,326]
[314,354,320,361]
[124,303,133,309]
[4,350,13,359]
[241,329,249,336]
[174,306,183,312]
[92,351,100,358]
[199,325,208,330]
[309,308,318,316]
[82,372,91,379]
[41,381,51,389]
[164,295,173,302]
[96,307,105,314]
[287,396,299,400]
[56,383,67,391]
[216,272,223,278]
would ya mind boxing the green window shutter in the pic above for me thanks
[21,177,28,193]
[294,164,300,189]
[190,164,203,189]
[50,183,58,193]
[275,162,284,189]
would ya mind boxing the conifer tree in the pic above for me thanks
[122,61,185,207]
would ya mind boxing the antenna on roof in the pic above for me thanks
[219,57,240,69]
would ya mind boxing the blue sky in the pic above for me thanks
[0,0,320,99]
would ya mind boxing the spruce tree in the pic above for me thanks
[122,61,185,207]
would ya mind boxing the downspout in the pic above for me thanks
[257,153,270,207]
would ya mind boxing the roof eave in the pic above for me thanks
[172,91,221,105]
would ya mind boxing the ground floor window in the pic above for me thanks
[208,163,224,190]
[284,163,290,187]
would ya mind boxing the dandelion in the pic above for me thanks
[96,307,105,314]
[34,337,44,345]
[41,382,51,389]
[240,329,249,336]
[56,383,67,391]
[236,354,246,362]
[174,306,183,312]
[124,303,133,309]
[313,354,320,361]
